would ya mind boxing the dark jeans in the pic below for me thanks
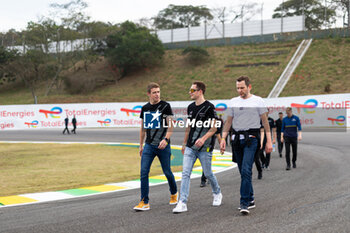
[62,126,70,134]
[140,143,177,204]
[284,137,298,165]
[233,138,258,207]
[254,151,263,173]
[259,142,271,167]
[233,140,262,173]
[277,133,283,155]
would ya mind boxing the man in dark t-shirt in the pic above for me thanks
[173,81,222,213]
[71,115,77,134]
[259,114,276,170]
[133,82,178,211]
[62,116,70,134]
[275,112,283,157]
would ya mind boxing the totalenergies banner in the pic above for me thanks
[0,93,349,130]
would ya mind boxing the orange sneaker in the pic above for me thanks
[133,200,150,211]
[169,192,178,205]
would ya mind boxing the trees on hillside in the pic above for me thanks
[272,0,337,30]
[104,21,164,79]
[153,4,213,29]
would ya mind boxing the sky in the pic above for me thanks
[0,0,284,32]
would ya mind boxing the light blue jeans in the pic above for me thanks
[179,147,221,203]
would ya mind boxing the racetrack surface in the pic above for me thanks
[1,129,350,232]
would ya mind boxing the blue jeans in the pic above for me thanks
[233,138,258,207]
[179,147,221,203]
[140,143,177,204]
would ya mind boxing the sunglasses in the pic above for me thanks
[189,89,199,93]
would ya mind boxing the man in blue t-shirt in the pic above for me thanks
[281,107,302,170]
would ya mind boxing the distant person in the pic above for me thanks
[173,81,222,213]
[220,76,272,215]
[275,112,284,157]
[133,82,178,211]
[200,116,223,187]
[259,113,276,170]
[71,115,77,134]
[62,116,70,134]
[281,107,302,170]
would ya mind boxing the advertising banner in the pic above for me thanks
[0,93,349,131]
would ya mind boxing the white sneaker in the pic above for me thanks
[213,192,223,206]
[172,201,187,213]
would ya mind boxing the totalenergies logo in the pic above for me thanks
[97,119,111,126]
[24,120,39,128]
[39,107,63,118]
[120,105,142,117]
[215,103,227,112]
[327,116,346,126]
[291,99,318,114]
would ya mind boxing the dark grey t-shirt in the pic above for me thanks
[140,100,173,146]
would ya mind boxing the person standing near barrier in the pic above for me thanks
[220,76,272,215]
[71,115,77,134]
[173,81,222,213]
[133,82,178,211]
[281,107,302,170]
[62,116,70,134]
[259,113,276,170]
[275,112,284,157]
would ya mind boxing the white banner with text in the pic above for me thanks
[0,93,349,131]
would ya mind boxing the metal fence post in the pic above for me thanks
[261,3,264,35]
[281,0,284,34]
[241,6,244,37]
[302,0,306,31]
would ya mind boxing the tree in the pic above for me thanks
[3,50,54,100]
[0,46,18,85]
[153,4,213,29]
[104,21,164,79]
[331,0,350,27]
[272,0,337,30]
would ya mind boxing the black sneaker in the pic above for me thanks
[258,171,262,179]
[238,201,255,210]
[293,163,296,168]
[279,153,282,158]
[200,181,206,187]
[286,165,291,170]
[240,206,249,215]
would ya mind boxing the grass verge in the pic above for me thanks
[0,143,182,196]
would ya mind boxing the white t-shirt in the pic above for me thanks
[228,95,267,138]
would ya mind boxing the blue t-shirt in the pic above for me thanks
[281,115,302,138]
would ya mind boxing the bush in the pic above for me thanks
[104,21,164,78]
[64,74,97,94]
[182,46,209,65]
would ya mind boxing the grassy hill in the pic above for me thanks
[280,37,350,96]
[0,37,349,105]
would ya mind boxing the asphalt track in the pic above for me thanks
[1,128,350,233]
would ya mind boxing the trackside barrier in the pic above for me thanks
[0,93,349,131]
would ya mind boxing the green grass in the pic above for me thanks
[280,38,350,96]
[0,143,183,196]
[0,38,349,105]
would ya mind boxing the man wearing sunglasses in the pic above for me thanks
[173,81,223,213]
[133,82,178,211]
[220,76,272,215]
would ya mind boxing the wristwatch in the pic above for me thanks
[164,138,170,143]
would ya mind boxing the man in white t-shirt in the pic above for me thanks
[220,76,272,215]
